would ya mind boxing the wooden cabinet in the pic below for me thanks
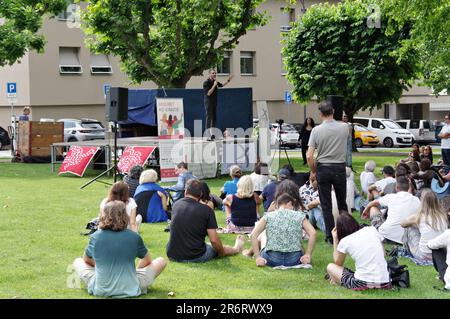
[18,121,64,157]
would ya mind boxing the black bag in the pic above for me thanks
[81,217,99,236]
[387,256,410,288]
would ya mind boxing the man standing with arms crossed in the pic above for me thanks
[438,114,450,166]
[203,69,233,141]
[306,101,349,245]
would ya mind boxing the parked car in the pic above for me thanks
[353,123,379,148]
[0,126,11,149]
[57,118,105,142]
[269,122,300,149]
[395,119,436,144]
[353,117,414,148]
[291,123,304,148]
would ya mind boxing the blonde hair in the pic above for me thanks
[237,175,254,198]
[99,200,129,231]
[417,189,449,230]
[139,169,158,184]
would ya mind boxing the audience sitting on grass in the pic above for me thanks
[411,159,435,194]
[346,166,362,213]
[421,145,434,164]
[250,162,270,196]
[326,212,392,291]
[362,176,421,244]
[367,165,396,201]
[73,200,167,298]
[223,175,260,234]
[427,229,450,291]
[300,175,326,232]
[134,169,168,223]
[359,160,377,199]
[166,162,196,203]
[260,168,290,212]
[400,189,449,263]
[100,181,140,232]
[199,181,222,210]
[220,165,242,199]
[123,165,144,198]
[248,193,316,268]
[166,179,245,263]
[281,163,310,188]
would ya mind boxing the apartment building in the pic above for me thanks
[1,0,449,131]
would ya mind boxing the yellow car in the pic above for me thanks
[353,123,379,148]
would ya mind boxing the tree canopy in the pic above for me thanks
[82,0,268,88]
[0,0,66,66]
[383,0,450,94]
[283,0,420,120]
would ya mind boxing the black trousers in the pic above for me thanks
[432,248,447,282]
[316,163,348,240]
[301,143,308,164]
[204,102,216,130]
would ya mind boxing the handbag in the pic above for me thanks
[387,256,410,288]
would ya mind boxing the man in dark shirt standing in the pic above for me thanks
[203,69,233,140]
[166,179,244,262]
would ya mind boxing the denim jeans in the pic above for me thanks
[173,244,218,263]
[309,207,326,232]
[442,149,450,166]
[260,248,303,267]
[316,163,348,240]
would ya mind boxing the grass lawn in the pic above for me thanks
[0,152,447,299]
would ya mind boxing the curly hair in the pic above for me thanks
[99,200,129,231]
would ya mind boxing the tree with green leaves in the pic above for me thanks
[0,0,66,66]
[382,0,450,94]
[283,0,420,122]
[82,0,268,88]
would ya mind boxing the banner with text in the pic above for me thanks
[117,146,156,174]
[156,98,184,139]
[58,146,99,177]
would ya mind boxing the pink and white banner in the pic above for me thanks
[58,146,100,177]
[117,146,156,174]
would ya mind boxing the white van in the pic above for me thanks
[353,117,414,148]
[395,119,436,144]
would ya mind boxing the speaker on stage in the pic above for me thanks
[327,95,343,121]
[106,87,129,122]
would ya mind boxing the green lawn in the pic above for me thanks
[0,153,447,299]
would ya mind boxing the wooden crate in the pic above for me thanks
[18,121,64,157]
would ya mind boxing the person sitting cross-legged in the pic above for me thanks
[166,179,245,263]
[166,162,196,203]
[326,212,392,291]
[251,193,316,268]
[73,200,167,298]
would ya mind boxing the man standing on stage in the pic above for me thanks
[306,101,349,245]
[203,69,233,140]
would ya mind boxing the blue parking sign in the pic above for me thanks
[284,90,292,104]
[104,84,111,98]
[7,82,17,96]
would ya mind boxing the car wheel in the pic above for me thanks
[355,138,363,148]
[370,145,377,148]
[383,137,394,148]
[68,137,78,142]
[289,145,296,149]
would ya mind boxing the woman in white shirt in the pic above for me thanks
[327,212,391,291]
[400,189,449,261]
[360,160,377,198]
[250,162,270,195]
[100,181,141,232]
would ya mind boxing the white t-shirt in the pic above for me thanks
[375,176,396,193]
[418,216,448,257]
[378,192,421,243]
[440,124,450,149]
[100,198,137,219]
[360,171,377,194]
[337,226,390,283]
[250,172,270,193]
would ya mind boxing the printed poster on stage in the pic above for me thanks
[117,146,156,174]
[157,98,184,182]
[58,146,99,177]
[156,98,184,139]
[220,139,257,175]
[184,141,218,179]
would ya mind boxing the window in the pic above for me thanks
[281,54,287,75]
[90,54,113,74]
[63,121,76,129]
[397,122,407,129]
[57,1,76,21]
[280,8,295,31]
[354,118,369,127]
[240,51,255,75]
[59,47,82,74]
[372,120,382,129]
[410,120,420,129]
[217,51,231,75]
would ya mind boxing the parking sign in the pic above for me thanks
[284,90,292,104]
[104,84,111,99]
[7,82,17,97]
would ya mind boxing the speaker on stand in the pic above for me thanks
[81,87,129,189]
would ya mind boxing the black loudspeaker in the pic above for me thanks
[106,87,128,122]
[327,95,344,121]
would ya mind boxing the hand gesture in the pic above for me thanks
[300,254,310,265]
[256,256,267,267]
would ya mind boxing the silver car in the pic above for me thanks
[57,118,105,142]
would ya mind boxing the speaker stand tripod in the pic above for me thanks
[80,122,119,189]
[270,126,293,169]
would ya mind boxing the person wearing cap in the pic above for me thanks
[306,101,349,245]
[367,165,396,201]
[260,168,290,212]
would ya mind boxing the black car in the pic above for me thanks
[0,126,11,149]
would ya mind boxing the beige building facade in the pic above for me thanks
[1,0,450,131]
